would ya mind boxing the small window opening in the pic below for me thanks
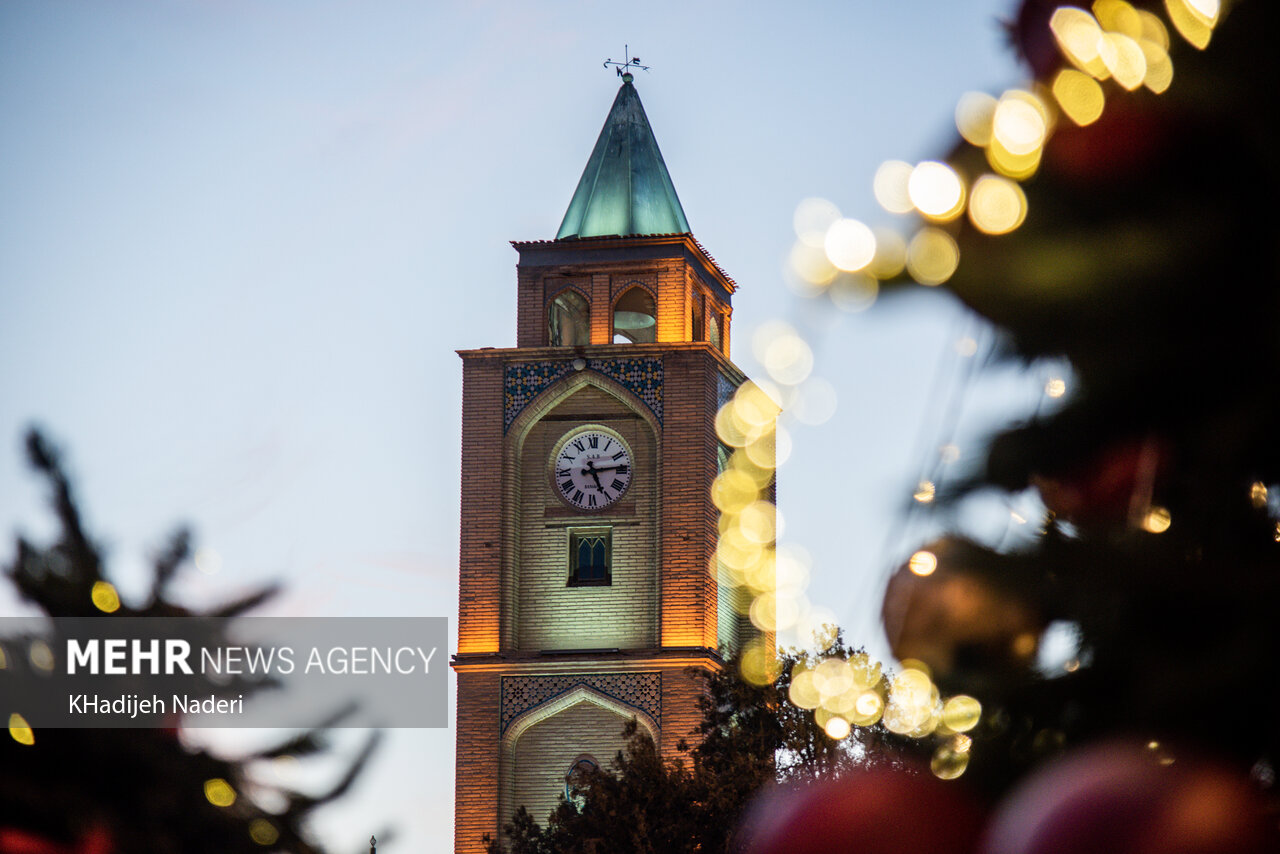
[565,756,598,810]
[691,291,706,341]
[569,528,611,586]
[549,289,590,347]
[709,311,724,351]
[612,287,656,344]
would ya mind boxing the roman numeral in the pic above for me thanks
[588,435,599,448]
[611,478,625,491]
[556,468,570,477]
[587,494,597,507]
[611,452,625,461]
[560,452,573,461]
[603,439,613,452]
[572,440,585,452]
[560,480,574,493]
[572,490,584,504]
[616,465,629,475]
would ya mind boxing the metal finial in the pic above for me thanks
[603,44,650,79]
[369,835,376,854]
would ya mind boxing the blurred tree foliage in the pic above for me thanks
[0,429,378,854]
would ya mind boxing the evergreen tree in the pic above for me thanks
[0,429,377,854]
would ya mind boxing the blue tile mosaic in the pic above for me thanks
[504,356,664,431]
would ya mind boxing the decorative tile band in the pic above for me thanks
[717,372,739,409]
[500,672,662,734]
[504,356,664,431]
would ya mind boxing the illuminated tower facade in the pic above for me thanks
[451,74,760,851]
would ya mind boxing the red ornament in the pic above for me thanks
[1032,437,1168,525]
[980,742,1277,854]
[736,767,985,854]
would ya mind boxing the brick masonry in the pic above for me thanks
[453,234,762,853]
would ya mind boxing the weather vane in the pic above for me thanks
[603,45,650,77]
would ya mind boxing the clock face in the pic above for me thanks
[551,427,633,511]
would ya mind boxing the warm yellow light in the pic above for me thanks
[968,174,1029,235]
[867,227,907,279]
[873,160,915,214]
[1012,632,1039,658]
[204,778,237,807]
[1052,69,1106,126]
[1137,9,1171,49]
[740,640,781,686]
[1142,506,1172,533]
[931,743,971,779]
[941,695,983,733]
[28,640,54,672]
[1250,482,1268,508]
[1139,40,1174,93]
[750,593,779,631]
[854,690,884,718]
[829,273,879,313]
[908,161,965,221]
[1093,0,1143,37]
[762,333,814,386]
[913,481,936,504]
[793,197,842,248]
[986,137,1042,180]
[91,580,121,613]
[824,716,852,739]
[249,819,280,846]
[712,469,759,514]
[1165,0,1215,49]
[824,218,877,272]
[738,501,778,545]
[955,91,997,147]
[908,550,938,576]
[992,93,1048,156]
[8,713,34,746]
[906,228,960,286]
[789,240,838,287]
[813,657,855,699]
[1098,32,1147,90]
[884,668,937,735]
[789,667,822,710]
[0,645,6,669]
[1046,377,1067,398]
[1050,7,1109,78]
[745,424,788,469]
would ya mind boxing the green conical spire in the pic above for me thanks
[556,76,691,239]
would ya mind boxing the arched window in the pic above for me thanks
[565,756,599,810]
[612,287,656,344]
[691,290,706,341]
[549,289,590,347]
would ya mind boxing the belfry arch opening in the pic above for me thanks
[612,286,656,343]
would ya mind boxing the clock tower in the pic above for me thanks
[452,74,766,851]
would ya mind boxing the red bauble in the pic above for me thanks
[980,742,1277,854]
[737,768,985,854]
[1032,437,1168,525]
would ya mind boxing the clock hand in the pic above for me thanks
[583,460,605,490]
[591,463,627,472]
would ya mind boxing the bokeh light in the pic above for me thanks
[1098,32,1147,90]
[955,91,997,147]
[906,228,960,285]
[908,161,965,221]
[1050,7,1109,78]
[873,160,915,214]
[249,819,280,846]
[1142,506,1172,533]
[867,227,907,279]
[824,716,852,740]
[968,174,1028,235]
[914,481,936,504]
[992,91,1049,156]
[91,580,121,613]
[941,695,982,732]
[1052,69,1106,126]
[1165,0,1218,49]
[909,549,938,576]
[793,197,842,248]
[931,743,971,779]
[9,713,34,746]
[204,778,237,807]
[824,218,877,272]
[28,640,54,672]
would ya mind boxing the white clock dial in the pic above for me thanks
[552,428,633,511]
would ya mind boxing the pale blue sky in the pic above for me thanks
[2,2,1041,850]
